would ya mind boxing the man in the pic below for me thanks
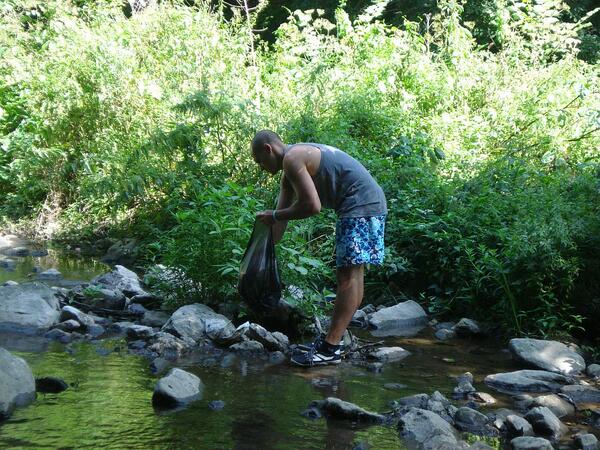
[251,130,387,366]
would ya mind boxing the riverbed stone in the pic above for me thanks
[127,303,147,315]
[368,300,428,337]
[35,377,68,393]
[398,407,459,449]
[367,346,411,362]
[0,259,17,270]
[141,310,170,328]
[3,246,29,257]
[2,280,18,286]
[37,269,63,280]
[505,414,533,437]
[575,433,598,450]
[397,393,430,409]
[126,324,156,340]
[313,397,386,423]
[87,324,105,339]
[435,328,456,341]
[511,436,553,449]
[148,332,194,360]
[152,368,203,408]
[0,283,61,333]
[44,328,72,343]
[454,407,492,434]
[509,338,586,375]
[109,321,136,334]
[243,323,287,352]
[60,305,95,328]
[484,370,574,393]
[468,392,496,405]
[162,303,235,343]
[230,340,265,353]
[559,385,600,404]
[101,238,139,266]
[53,319,81,332]
[0,347,36,419]
[91,265,147,298]
[453,318,481,336]
[530,394,575,418]
[587,364,600,379]
[524,406,567,441]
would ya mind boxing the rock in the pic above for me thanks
[350,309,369,327]
[87,324,105,338]
[384,383,407,390]
[53,320,81,332]
[397,394,430,409]
[368,300,428,337]
[0,283,61,333]
[0,259,17,270]
[44,328,72,344]
[301,406,322,419]
[398,407,459,449]
[161,303,235,343]
[453,373,476,398]
[484,370,574,394]
[453,318,481,336]
[524,406,567,441]
[109,321,136,333]
[2,280,18,286]
[505,414,533,437]
[468,392,496,405]
[489,408,519,430]
[126,325,156,340]
[3,246,29,257]
[575,433,598,450]
[244,323,288,352]
[148,332,194,360]
[88,315,112,326]
[91,265,146,298]
[208,400,225,410]
[127,303,147,315]
[269,351,286,364]
[560,385,600,404]
[510,436,553,449]
[152,368,203,408]
[367,346,411,362]
[128,340,147,350]
[530,394,575,418]
[509,338,586,375]
[60,305,95,328]
[469,443,495,450]
[587,364,600,379]
[313,397,385,423]
[230,340,264,353]
[82,286,127,310]
[435,328,456,341]
[454,407,491,434]
[129,293,159,306]
[101,239,139,266]
[0,347,36,419]
[35,377,68,393]
[141,310,170,328]
[30,249,48,257]
[37,269,63,280]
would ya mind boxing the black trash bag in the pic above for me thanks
[238,218,282,312]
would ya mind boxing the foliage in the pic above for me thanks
[0,0,599,340]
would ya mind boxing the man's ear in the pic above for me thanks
[264,143,273,154]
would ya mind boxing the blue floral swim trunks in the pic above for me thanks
[336,215,386,267]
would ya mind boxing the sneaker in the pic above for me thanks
[290,337,342,367]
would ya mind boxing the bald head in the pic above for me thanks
[251,130,283,154]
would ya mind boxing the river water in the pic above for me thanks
[0,247,560,449]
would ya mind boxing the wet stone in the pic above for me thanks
[560,385,600,404]
[453,318,481,336]
[468,392,496,405]
[435,328,456,341]
[510,436,553,450]
[150,357,170,375]
[208,400,225,411]
[53,320,81,332]
[530,394,575,418]
[509,338,586,376]
[384,383,408,390]
[152,368,203,408]
[587,364,600,379]
[313,397,386,423]
[524,406,567,441]
[44,328,72,344]
[301,406,322,420]
[367,346,411,362]
[505,414,533,437]
[575,433,598,450]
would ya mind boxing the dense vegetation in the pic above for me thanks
[1,0,599,341]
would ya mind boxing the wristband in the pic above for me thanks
[272,210,278,222]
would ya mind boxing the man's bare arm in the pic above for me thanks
[274,150,321,221]
[272,174,294,243]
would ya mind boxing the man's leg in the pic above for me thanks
[325,264,364,345]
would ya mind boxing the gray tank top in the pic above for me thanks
[288,143,387,218]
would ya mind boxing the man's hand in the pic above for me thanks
[256,210,276,226]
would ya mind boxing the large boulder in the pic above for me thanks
[0,347,36,419]
[0,283,61,333]
[398,408,459,450]
[161,304,235,343]
[368,300,428,337]
[91,265,147,298]
[484,370,574,394]
[152,368,203,408]
[509,338,586,375]
[559,385,600,404]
